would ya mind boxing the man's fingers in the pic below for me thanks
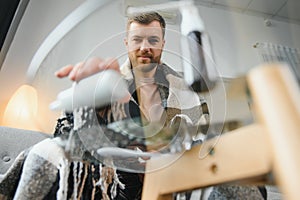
[75,57,120,81]
[69,62,83,81]
[73,58,102,81]
[98,58,120,73]
[54,65,74,78]
[55,57,120,82]
[54,62,84,81]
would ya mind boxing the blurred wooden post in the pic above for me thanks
[142,124,271,200]
[141,63,300,200]
[247,63,300,200]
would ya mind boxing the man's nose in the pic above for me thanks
[140,39,150,51]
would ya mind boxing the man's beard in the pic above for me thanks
[136,62,157,73]
[134,53,161,73]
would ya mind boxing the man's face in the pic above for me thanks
[125,21,165,72]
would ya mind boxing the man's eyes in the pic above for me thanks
[133,38,142,42]
[131,37,160,45]
[148,38,159,44]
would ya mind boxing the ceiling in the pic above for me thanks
[1,0,299,68]
[195,0,300,25]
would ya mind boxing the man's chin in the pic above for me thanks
[136,63,157,72]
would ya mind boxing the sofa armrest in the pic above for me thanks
[0,126,50,175]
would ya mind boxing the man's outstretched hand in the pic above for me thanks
[55,57,120,82]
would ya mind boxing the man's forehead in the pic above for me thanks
[128,21,163,37]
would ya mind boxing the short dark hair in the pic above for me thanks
[126,12,166,38]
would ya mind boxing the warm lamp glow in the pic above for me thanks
[2,84,41,131]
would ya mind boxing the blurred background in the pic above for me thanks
[0,0,299,133]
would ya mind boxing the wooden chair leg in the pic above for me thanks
[142,124,271,200]
[248,63,300,200]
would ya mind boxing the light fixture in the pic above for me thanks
[2,84,41,131]
[264,19,272,27]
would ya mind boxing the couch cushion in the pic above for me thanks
[0,126,50,175]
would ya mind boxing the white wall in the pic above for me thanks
[198,5,300,78]
[195,6,300,125]
[0,0,85,129]
[0,0,85,98]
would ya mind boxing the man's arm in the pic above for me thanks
[55,57,120,81]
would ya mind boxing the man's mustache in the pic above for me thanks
[137,53,153,58]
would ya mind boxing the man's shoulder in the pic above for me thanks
[160,63,183,78]
[120,59,133,80]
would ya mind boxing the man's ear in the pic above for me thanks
[162,39,166,49]
[124,38,128,48]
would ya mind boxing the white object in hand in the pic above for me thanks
[50,69,128,111]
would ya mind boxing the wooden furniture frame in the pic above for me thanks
[142,63,300,200]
